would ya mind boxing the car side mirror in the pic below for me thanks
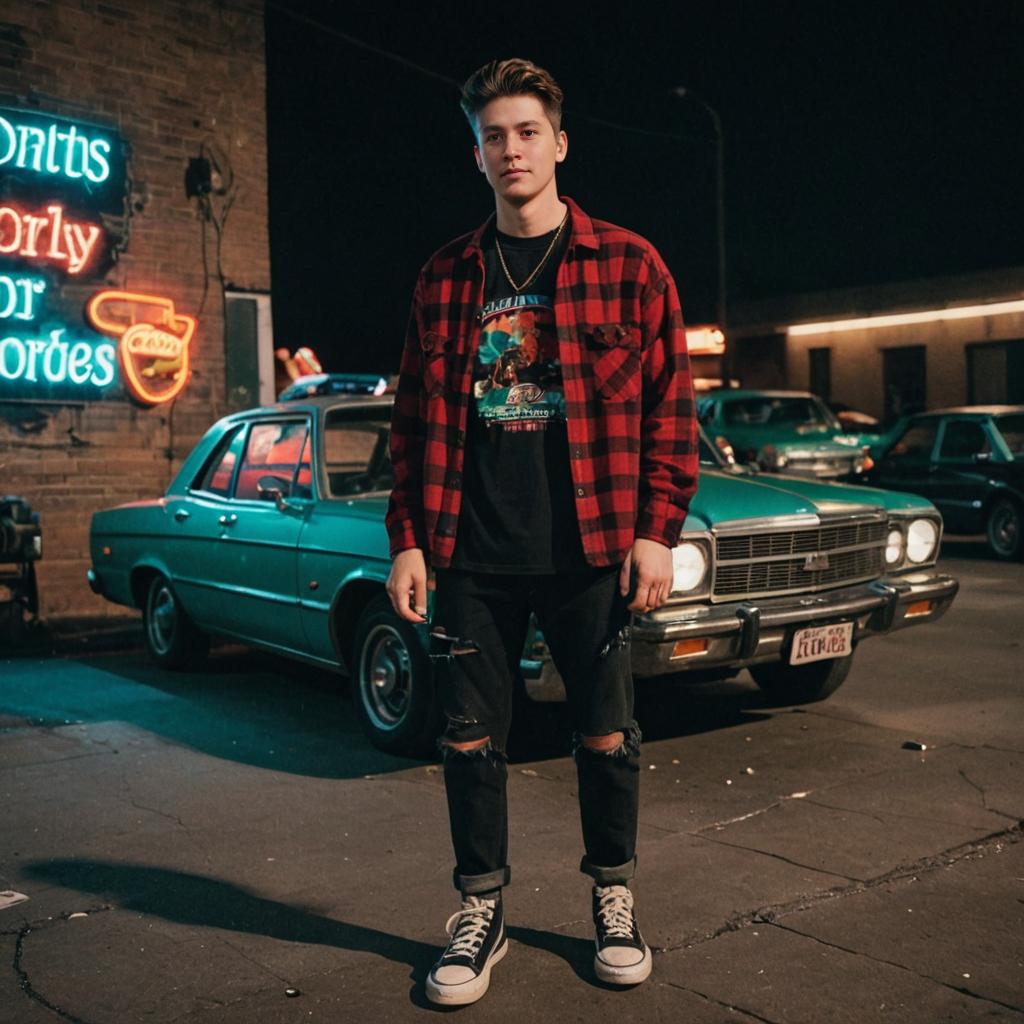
[256,475,299,511]
[972,452,992,464]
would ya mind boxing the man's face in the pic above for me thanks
[473,94,567,205]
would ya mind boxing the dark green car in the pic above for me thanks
[89,395,959,756]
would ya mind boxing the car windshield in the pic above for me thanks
[995,414,1024,455]
[722,397,838,429]
[324,406,394,497]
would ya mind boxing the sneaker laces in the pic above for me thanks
[595,885,635,939]
[442,896,496,958]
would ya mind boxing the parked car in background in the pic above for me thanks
[698,389,878,480]
[869,406,1024,559]
[88,394,958,756]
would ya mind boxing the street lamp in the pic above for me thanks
[672,87,726,337]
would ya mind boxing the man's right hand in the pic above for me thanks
[386,548,430,622]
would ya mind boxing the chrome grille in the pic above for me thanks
[784,454,856,479]
[714,518,886,600]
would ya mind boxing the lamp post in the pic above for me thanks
[672,87,726,340]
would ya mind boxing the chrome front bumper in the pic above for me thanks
[521,570,959,699]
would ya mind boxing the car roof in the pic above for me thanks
[703,388,818,401]
[909,405,1024,420]
[224,394,395,421]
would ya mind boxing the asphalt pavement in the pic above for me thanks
[1,539,1022,1023]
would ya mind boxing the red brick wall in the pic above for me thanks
[0,0,270,620]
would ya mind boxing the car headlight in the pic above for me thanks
[760,444,788,470]
[671,541,708,594]
[885,528,904,565]
[906,518,938,563]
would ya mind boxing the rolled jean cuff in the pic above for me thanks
[580,855,636,885]
[454,865,511,895]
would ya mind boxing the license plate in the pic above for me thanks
[790,622,854,665]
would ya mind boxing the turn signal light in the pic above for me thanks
[903,600,933,618]
[670,638,708,659]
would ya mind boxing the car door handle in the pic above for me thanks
[218,513,238,527]
[174,509,191,522]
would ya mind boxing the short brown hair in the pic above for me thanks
[460,58,564,135]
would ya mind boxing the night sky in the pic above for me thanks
[265,1,1023,370]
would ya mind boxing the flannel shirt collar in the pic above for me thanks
[459,195,600,260]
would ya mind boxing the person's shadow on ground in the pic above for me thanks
[23,859,599,1007]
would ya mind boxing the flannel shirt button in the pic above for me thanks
[576,487,585,497]
[573,447,583,458]
[456,430,466,447]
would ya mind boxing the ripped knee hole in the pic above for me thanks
[429,627,481,661]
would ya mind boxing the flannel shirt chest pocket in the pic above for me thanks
[420,331,456,398]
[584,322,642,401]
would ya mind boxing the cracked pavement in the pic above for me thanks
[1,546,1022,1022]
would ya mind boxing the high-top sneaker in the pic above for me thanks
[425,894,508,1005]
[592,884,652,985]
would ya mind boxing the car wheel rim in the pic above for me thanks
[359,624,412,731]
[148,584,177,655]
[992,504,1018,554]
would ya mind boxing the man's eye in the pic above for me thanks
[486,133,501,143]
[522,129,537,137]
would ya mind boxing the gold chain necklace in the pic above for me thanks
[494,210,569,293]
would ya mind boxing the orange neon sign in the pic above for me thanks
[0,202,103,275]
[86,290,197,405]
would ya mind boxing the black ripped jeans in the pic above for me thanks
[431,567,641,895]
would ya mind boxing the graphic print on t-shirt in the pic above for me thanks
[473,294,564,432]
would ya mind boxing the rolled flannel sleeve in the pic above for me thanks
[385,277,430,557]
[634,262,699,548]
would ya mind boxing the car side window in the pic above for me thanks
[323,407,394,496]
[887,422,939,462]
[194,425,246,496]
[234,420,310,501]
[938,421,989,461]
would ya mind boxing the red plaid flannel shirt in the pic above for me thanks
[386,196,698,568]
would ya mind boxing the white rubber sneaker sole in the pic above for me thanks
[425,936,509,1006]
[594,942,652,985]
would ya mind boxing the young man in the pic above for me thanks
[385,58,698,1005]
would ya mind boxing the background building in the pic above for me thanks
[730,267,1024,421]
[0,0,271,622]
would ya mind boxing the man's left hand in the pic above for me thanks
[619,538,674,613]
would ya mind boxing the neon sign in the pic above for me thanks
[0,275,46,321]
[86,290,197,406]
[686,325,726,356]
[0,113,111,184]
[0,330,116,388]
[0,203,102,275]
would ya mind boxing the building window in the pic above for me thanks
[883,345,927,423]
[808,347,831,400]
[967,340,1023,404]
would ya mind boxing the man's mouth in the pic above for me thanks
[502,168,527,177]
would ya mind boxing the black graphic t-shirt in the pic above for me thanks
[451,222,587,573]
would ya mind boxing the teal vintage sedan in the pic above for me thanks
[698,389,883,480]
[89,394,959,756]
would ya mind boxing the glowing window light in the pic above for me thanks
[787,299,1024,336]
[86,290,197,406]
[686,325,726,355]
[0,114,111,184]
[0,274,46,321]
[0,203,103,276]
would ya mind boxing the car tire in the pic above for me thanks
[749,653,854,706]
[985,497,1022,561]
[351,594,440,757]
[143,574,209,669]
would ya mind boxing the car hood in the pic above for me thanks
[683,467,933,532]
[717,421,866,454]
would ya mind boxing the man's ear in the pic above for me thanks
[555,130,568,164]
[473,145,485,173]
